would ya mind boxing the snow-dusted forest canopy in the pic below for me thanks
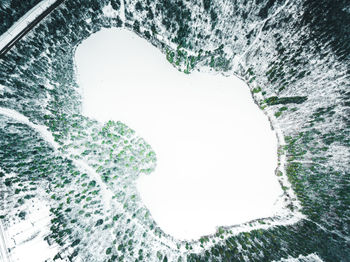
[0,0,349,261]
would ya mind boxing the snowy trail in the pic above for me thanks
[120,0,126,22]
[0,107,58,149]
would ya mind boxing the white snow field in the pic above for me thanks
[75,28,283,240]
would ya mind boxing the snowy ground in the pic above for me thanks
[0,196,58,262]
[75,28,283,240]
[3,201,57,262]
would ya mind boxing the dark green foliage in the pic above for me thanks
[144,30,151,39]
[302,0,350,62]
[71,239,81,247]
[95,218,104,226]
[106,247,112,255]
[111,0,120,10]
[309,106,336,123]
[147,9,154,20]
[265,96,308,105]
[53,253,62,260]
[203,0,211,11]
[89,180,96,187]
[133,20,140,32]
[4,178,12,186]
[252,87,262,93]
[210,9,217,29]
[135,2,143,12]
[157,0,192,46]
[70,248,79,259]
[18,211,26,219]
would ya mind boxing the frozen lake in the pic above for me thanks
[75,28,283,240]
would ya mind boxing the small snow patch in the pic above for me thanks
[103,3,119,18]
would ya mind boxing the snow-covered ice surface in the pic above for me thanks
[75,28,284,240]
